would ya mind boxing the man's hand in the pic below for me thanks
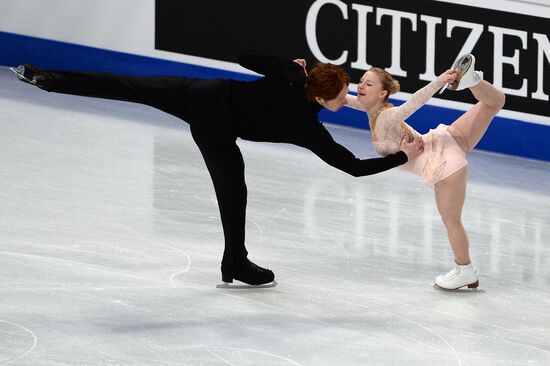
[293,59,307,75]
[400,135,424,161]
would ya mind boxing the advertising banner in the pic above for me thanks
[156,0,549,118]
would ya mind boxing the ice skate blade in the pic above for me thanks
[10,67,35,84]
[216,280,278,289]
[433,280,480,292]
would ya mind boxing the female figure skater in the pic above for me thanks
[346,54,506,290]
[11,50,422,288]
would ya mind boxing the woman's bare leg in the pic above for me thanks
[435,166,469,265]
[448,81,506,153]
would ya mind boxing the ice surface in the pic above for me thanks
[0,67,549,365]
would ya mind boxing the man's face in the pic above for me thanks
[321,85,349,112]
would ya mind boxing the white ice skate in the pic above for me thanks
[434,263,479,291]
[439,54,483,94]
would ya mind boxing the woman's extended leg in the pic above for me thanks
[448,80,506,153]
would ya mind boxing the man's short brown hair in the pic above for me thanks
[305,63,350,102]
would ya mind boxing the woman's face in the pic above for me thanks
[317,84,349,112]
[356,71,387,108]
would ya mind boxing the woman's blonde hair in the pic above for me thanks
[369,67,400,101]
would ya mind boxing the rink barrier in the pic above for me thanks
[0,30,549,162]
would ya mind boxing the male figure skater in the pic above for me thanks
[12,50,422,287]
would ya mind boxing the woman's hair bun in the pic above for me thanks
[390,80,400,94]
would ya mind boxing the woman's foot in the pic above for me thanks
[439,54,483,94]
[435,262,479,290]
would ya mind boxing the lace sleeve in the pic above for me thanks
[345,94,366,111]
[380,80,442,123]
[373,140,398,157]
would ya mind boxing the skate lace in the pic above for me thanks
[248,261,268,273]
[444,267,460,280]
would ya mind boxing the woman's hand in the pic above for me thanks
[293,59,307,75]
[436,69,458,88]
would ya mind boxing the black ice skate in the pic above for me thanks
[216,259,277,289]
[10,64,51,88]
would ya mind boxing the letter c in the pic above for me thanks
[305,0,349,65]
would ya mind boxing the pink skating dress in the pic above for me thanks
[347,80,467,187]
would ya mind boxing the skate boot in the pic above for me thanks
[217,259,276,288]
[434,262,479,291]
[10,64,51,89]
[439,54,483,94]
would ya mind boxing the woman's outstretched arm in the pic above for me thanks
[345,94,366,111]
[380,70,457,124]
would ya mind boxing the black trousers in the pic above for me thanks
[46,71,248,274]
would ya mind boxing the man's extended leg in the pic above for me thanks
[12,64,192,120]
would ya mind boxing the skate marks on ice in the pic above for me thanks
[204,346,303,366]
[0,247,167,287]
[196,281,464,365]
[286,283,550,365]
[279,285,464,366]
[52,288,182,366]
[0,242,458,365]
[165,242,192,286]
[0,320,38,365]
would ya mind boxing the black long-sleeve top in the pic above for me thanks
[227,50,408,177]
